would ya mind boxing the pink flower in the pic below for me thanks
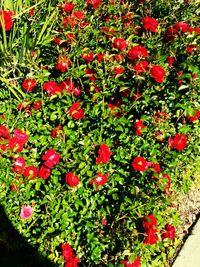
[20,206,33,220]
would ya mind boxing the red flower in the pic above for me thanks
[175,21,190,32]
[142,17,158,32]
[51,126,63,138]
[8,137,24,152]
[86,0,102,9]
[186,45,197,54]
[0,10,13,31]
[73,11,85,20]
[43,81,62,95]
[22,79,37,92]
[115,54,125,62]
[38,165,51,180]
[187,110,200,122]
[96,144,111,164]
[63,2,75,13]
[132,156,148,172]
[97,52,105,62]
[82,53,94,63]
[142,213,157,232]
[143,228,158,245]
[85,68,96,81]
[133,60,148,75]
[33,100,42,111]
[42,148,60,169]
[12,156,26,174]
[112,38,127,51]
[59,79,75,94]
[23,166,38,180]
[134,120,145,135]
[61,243,80,266]
[151,163,161,173]
[90,172,108,188]
[164,26,178,41]
[150,65,166,83]
[120,256,141,267]
[0,125,10,139]
[161,224,175,240]
[65,172,80,187]
[128,45,148,61]
[55,56,71,72]
[114,66,125,75]
[168,134,187,151]
[14,129,29,144]
[166,56,175,67]
[67,102,85,120]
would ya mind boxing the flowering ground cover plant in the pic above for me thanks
[0,0,200,266]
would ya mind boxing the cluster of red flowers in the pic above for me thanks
[168,134,188,151]
[42,80,82,97]
[142,214,175,245]
[0,126,28,153]
[61,242,80,267]
[0,10,13,31]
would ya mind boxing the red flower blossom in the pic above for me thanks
[8,137,24,152]
[33,100,42,110]
[86,0,102,9]
[114,66,125,75]
[143,228,158,245]
[90,172,108,188]
[151,163,161,173]
[14,129,29,144]
[186,45,197,54]
[22,79,37,92]
[97,52,105,62]
[142,17,158,32]
[61,243,80,266]
[142,213,157,232]
[164,26,178,41]
[128,45,148,61]
[73,11,85,20]
[187,110,200,122]
[166,56,175,67]
[12,156,26,174]
[0,10,13,31]
[134,120,145,135]
[133,60,148,75]
[120,256,141,267]
[112,38,127,51]
[168,134,187,151]
[82,53,95,63]
[150,65,166,83]
[85,68,96,81]
[55,56,71,72]
[132,156,148,172]
[23,166,38,180]
[67,102,85,120]
[38,165,51,180]
[161,224,175,240]
[175,21,190,32]
[42,148,60,169]
[0,125,10,139]
[188,27,200,34]
[63,2,75,13]
[65,172,80,187]
[96,144,111,164]
[51,126,63,138]
[43,81,62,95]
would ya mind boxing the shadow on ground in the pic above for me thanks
[0,205,55,267]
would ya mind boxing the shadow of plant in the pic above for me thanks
[0,205,55,267]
